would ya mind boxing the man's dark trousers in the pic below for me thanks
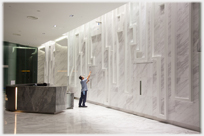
[79,91,87,106]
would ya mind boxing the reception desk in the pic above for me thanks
[5,83,68,114]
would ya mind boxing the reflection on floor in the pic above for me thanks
[4,99,199,134]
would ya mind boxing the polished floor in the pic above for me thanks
[4,99,199,134]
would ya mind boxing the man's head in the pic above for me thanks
[79,75,84,80]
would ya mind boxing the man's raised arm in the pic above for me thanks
[87,71,91,80]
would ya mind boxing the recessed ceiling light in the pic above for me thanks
[42,33,45,34]
[27,16,38,20]
[13,33,21,36]
[69,15,74,17]
[54,25,57,27]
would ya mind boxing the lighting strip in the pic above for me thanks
[15,87,18,110]
[38,45,45,49]
[39,41,55,49]
[55,35,67,42]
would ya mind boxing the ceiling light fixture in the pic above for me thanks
[69,15,74,17]
[62,32,68,36]
[55,35,67,42]
[54,25,57,27]
[38,45,45,49]
[27,16,38,20]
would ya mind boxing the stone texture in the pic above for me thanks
[6,84,67,114]
[38,2,200,132]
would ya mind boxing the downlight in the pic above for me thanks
[27,16,38,20]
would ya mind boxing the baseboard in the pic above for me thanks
[74,97,200,132]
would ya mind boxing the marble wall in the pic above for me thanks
[38,41,68,86]
[43,41,55,85]
[38,2,200,132]
[37,49,45,83]
[167,3,201,131]
[55,43,68,86]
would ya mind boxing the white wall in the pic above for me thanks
[39,2,201,131]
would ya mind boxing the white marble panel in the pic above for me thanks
[76,54,80,76]
[37,49,45,83]
[154,3,165,56]
[88,31,105,104]
[81,41,86,75]
[141,2,146,57]
[147,3,152,61]
[128,28,133,44]
[135,3,140,51]
[160,57,165,115]
[175,3,191,98]
[107,12,113,49]
[129,2,139,25]
[152,60,158,117]
[168,3,172,99]
[132,63,153,116]
[69,36,74,75]
[43,42,55,84]
[176,4,191,98]
[167,3,200,131]
[55,43,67,86]
[44,45,49,83]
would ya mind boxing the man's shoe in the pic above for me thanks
[79,105,82,107]
[82,106,88,108]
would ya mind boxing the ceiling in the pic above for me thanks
[3,2,126,47]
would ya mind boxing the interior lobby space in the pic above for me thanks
[3,99,199,134]
[2,1,201,135]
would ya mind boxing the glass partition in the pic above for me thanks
[3,41,38,90]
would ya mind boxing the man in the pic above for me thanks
[78,71,91,108]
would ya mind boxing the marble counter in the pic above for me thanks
[5,83,67,114]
